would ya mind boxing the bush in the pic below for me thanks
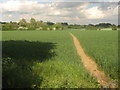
[112,26,117,30]
[85,26,97,30]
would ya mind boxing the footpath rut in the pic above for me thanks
[70,33,117,88]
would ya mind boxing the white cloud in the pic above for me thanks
[53,0,119,2]
[76,3,89,9]
[1,0,21,11]
[103,5,118,16]
[1,0,46,12]
[81,7,105,19]
[0,0,118,24]
[81,5,118,20]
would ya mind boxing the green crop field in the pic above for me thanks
[2,31,100,88]
[70,30,118,81]
[2,30,118,88]
[1,0,119,88]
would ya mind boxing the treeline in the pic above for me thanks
[1,18,68,31]
[68,23,118,30]
[0,18,118,31]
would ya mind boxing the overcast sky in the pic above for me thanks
[0,0,119,25]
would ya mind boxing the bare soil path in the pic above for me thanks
[70,33,117,88]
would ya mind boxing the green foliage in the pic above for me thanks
[2,57,43,88]
[29,18,36,30]
[18,19,27,27]
[47,22,54,26]
[112,26,117,30]
[2,40,56,88]
[85,26,97,30]
[52,23,63,30]
[95,23,113,28]
[30,18,36,24]
[1,19,116,31]
[68,25,84,29]
[2,22,18,31]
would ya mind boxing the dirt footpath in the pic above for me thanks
[70,33,117,88]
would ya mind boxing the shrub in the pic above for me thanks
[112,26,117,30]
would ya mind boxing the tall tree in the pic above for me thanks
[18,18,27,27]
[30,18,36,24]
[30,18,36,30]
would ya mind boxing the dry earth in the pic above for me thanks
[70,33,117,88]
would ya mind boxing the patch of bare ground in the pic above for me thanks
[70,33,117,88]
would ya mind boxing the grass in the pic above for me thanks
[2,30,100,88]
[70,30,118,81]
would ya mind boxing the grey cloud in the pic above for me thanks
[3,11,30,15]
[1,1,118,25]
[58,0,119,2]
[55,2,87,9]
[97,2,118,11]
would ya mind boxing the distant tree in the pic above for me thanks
[40,20,43,23]
[11,22,19,30]
[29,18,37,30]
[27,22,34,30]
[88,24,94,27]
[118,25,120,28]
[52,23,63,30]
[2,23,11,30]
[95,23,112,28]
[0,22,7,24]
[18,19,27,27]
[30,18,36,24]
[61,22,68,26]
[67,24,84,29]
[2,22,18,30]
[41,22,48,30]
[85,26,97,30]
[35,21,48,30]
[112,26,117,30]
[47,22,54,26]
